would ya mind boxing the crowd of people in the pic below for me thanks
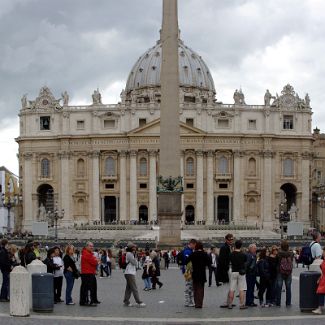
[0,233,325,314]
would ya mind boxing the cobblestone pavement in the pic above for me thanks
[0,265,324,324]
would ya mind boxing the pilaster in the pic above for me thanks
[149,150,157,223]
[195,150,204,222]
[119,150,127,222]
[129,150,138,221]
[206,151,214,225]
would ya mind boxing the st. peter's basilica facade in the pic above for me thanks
[16,34,316,232]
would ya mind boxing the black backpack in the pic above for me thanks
[299,242,316,266]
[176,250,184,266]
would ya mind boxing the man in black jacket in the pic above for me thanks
[217,234,234,284]
[0,239,11,302]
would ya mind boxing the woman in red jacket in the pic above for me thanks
[313,247,325,314]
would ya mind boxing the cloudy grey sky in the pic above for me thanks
[1,0,325,174]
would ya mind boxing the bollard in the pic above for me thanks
[10,266,30,317]
[27,260,47,310]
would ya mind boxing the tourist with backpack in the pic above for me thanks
[299,232,322,268]
[310,232,323,261]
[123,243,146,307]
[312,247,325,314]
[180,239,197,307]
[275,240,293,307]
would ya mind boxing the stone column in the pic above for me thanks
[23,153,33,230]
[233,150,242,224]
[59,152,71,226]
[101,197,105,224]
[301,152,311,226]
[196,150,204,223]
[149,150,157,223]
[262,150,273,229]
[90,151,100,223]
[119,151,127,222]
[180,152,185,222]
[129,150,137,221]
[206,151,214,225]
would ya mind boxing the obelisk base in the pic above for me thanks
[157,193,182,249]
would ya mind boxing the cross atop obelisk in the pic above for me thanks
[160,0,180,178]
[157,0,182,248]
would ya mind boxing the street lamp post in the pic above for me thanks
[47,202,64,241]
[274,198,288,240]
[317,195,325,231]
[1,188,21,234]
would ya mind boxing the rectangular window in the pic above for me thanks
[218,119,229,128]
[104,120,115,129]
[283,115,294,130]
[219,183,228,189]
[76,120,85,130]
[139,119,147,128]
[248,119,256,130]
[186,183,194,189]
[105,183,114,189]
[40,116,51,130]
[139,183,147,189]
[186,118,194,127]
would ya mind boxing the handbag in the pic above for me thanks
[239,269,246,276]
[73,270,80,279]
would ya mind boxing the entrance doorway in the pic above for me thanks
[217,196,229,224]
[185,205,195,224]
[37,183,54,212]
[280,183,297,211]
[139,205,148,224]
[104,196,116,224]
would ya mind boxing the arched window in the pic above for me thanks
[105,157,115,176]
[77,159,85,177]
[283,158,294,177]
[218,156,228,174]
[248,198,256,215]
[139,158,147,176]
[186,157,194,176]
[248,158,256,176]
[41,159,50,178]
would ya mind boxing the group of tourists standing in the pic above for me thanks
[1,233,325,313]
[178,233,325,311]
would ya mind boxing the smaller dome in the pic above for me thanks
[125,39,215,93]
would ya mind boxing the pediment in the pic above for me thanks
[128,119,206,136]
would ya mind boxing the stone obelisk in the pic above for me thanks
[157,0,182,248]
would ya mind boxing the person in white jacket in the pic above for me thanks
[123,243,146,307]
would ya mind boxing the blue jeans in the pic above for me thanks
[0,271,9,300]
[245,274,256,306]
[143,277,151,289]
[275,273,292,306]
[64,271,75,304]
[318,294,325,306]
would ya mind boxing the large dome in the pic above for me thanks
[125,39,215,93]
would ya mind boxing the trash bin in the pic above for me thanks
[32,273,54,312]
[300,271,321,312]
